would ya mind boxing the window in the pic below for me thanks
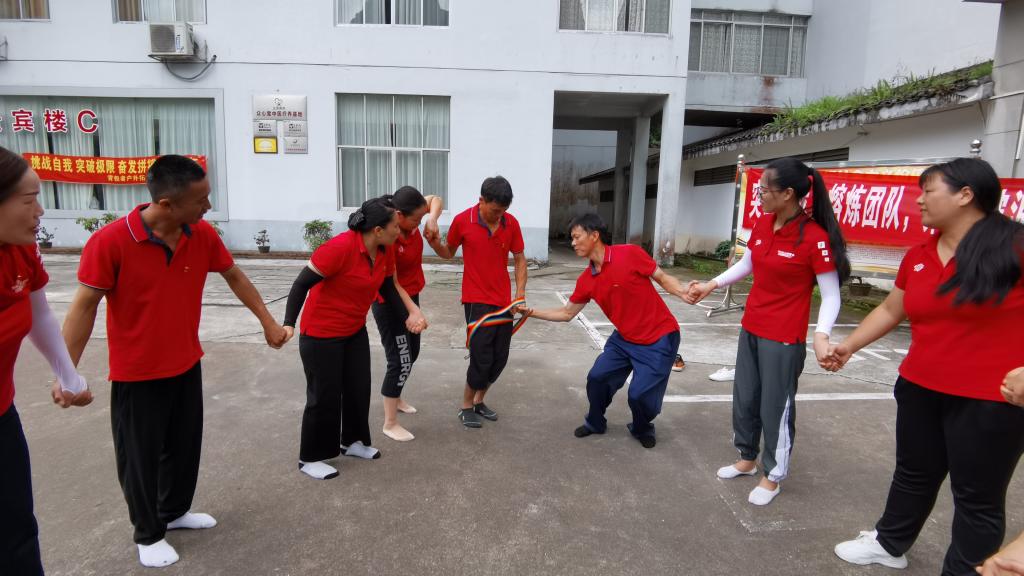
[336,0,449,26]
[0,0,48,19]
[559,0,670,34]
[115,0,205,23]
[689,10,807,77]
[0,95,217,211]
[337,94,449,208]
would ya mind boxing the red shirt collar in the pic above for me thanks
[126,203,192,244]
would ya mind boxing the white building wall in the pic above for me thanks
[0,0,691,260]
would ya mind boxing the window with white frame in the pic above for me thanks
[336,0,449,26]
[337,94,450,208]
[559,0,670,34]
[689,10,807,77]
[0,0,48,19]
[0,95,217,212]
[114,0,205,23]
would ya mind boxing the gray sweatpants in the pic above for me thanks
[732,328,805,483]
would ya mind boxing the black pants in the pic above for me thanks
[371,294,421,399]
[875,377,1024,575]
[464,303,513,391]
[0,405,44,576]
[111,361,204,546]
[299,329,372,462]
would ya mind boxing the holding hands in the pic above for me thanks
[423,215,440,243]
[405,309,429,334]
[684,280,717,305]
[1002,367,1024,407]
[51,373,93,408]
[264,322,292,349]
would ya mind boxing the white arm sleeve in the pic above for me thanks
[711,249,753,288]
[27,289,87,394]
[814,271,841,336]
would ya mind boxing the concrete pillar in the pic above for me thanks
[652,93,685,267]
[982,0,1024,177]
[612,128,632,243]
[627,115,650,245]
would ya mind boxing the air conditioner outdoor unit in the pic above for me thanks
[149,22,197,60]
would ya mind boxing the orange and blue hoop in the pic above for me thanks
[465,298,530,349]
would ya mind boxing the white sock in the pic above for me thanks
[167,512,217,530]
[342,441,381,460]
[299,460,339,480]
[748,485,781,506]
[138,539,179,568]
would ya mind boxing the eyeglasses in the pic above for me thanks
[755,187,785,200]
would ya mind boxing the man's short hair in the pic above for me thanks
[147,155,206,202]
[480,176,513,207]
[568,213,611,245]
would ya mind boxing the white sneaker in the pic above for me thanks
[717,464,758,479]
[709,367,735,382]
[834,530,908,569]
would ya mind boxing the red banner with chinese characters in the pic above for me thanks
[22,153,207,186]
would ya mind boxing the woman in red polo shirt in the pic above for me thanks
[282,196,425,480]
[830,158,1024,575]
[0,146,90,574]
[371,186,442,442]
[687,157,850,506]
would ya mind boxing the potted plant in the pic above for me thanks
[210,221,225,237]
[75,212,119,235]
[254,229,271,254]
[303,219,333,251]
[35,226,56,249]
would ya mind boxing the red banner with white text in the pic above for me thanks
[22,153,207,186]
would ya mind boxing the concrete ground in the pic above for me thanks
[14,245,1023,575]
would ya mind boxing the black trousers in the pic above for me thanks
[0,405,44,576]
[875,377,1024,576]
[464,303,513,391]
[111,361,204,546]
[299,328,372,462]
[371,294,421,399]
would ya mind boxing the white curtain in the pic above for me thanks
[762,26,790,75]
[423,151,447,204]
[733,25,761,74]
[559,0,584,30]
[115,0,142,21]
[423,0,448,26]
[587,0,614,31]
[48,98,98,211]
[422,96,449,149]
[0,96,55,208]
[365,95,392,147]
[395,0,420,24]
[0,1,18,18]
[156,99,216,208]
[364,0,385,24]
[688,23,701,70]
[396,151,420,190]
[790,26,806,77]
[394,96,421,148]
[174,0,205,22]
[340,148,365,207]
[617,0,642,32]
[143,0,173,21]
[338,0,363,24]
[337,94,365,146]
[366,149,392,199]
[643,0,670,33]
[699,23,731,72]
[98,99,155,210]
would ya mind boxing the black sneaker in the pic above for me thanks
[639,436,657,449]
[459,408,482,428]
[473,402,498,421]
[574,425,594,438]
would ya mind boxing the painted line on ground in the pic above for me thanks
[664,392,893,403]
[556,291,606,350]
[587,321,863,328]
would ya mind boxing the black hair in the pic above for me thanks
[348,195,396,232]
[764,157,851,284]
[392,185,427,214]
[480,176,513,207]
[0,146,30,205]
[146,155,207,201]
[568,212,611,245]
[919,157,1024,306]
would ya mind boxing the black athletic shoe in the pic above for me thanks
[574,425,594,438]
[473,402,498,421]
[459,408,483,428]
[639,436,657,449]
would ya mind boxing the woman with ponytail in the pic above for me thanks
[830,158,1024,574]
[685,156,849,506]
[283,196,424,480]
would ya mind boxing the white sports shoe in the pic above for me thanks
[709,367,735,382]
[834,530,908,569]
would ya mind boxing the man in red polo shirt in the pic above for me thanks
[428,176,527,428]
[61,155,289,568]
[523,213,685,448]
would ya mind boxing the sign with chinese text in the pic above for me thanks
[252,95,306,119]
[1,107,99,134]
[23,153,207,185]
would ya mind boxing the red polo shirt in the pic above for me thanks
[394,227,425,297]
[570,244,679,345]
[301,230,396,338]
[0,244,48,415]
[742,213,835,344]
[77,204,234,382]
[896,236,1024,402]
[446,206,524,307]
